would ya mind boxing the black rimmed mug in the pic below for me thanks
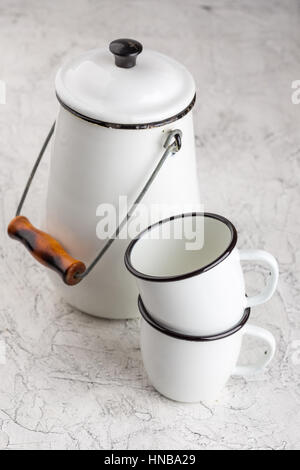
[125,213,279,335]
[138,296,276,403]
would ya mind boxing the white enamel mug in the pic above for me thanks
[125,213,279,335]
[138,297,276,403]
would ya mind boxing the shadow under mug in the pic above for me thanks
[125,213,279,335]
[138,296,276,403]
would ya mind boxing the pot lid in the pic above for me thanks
[55,39,196,127]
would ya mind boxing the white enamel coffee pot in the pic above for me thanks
[8,39,201,319]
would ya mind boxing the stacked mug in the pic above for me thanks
[125,213,278,403]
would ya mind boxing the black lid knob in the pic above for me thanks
[109,38,143,68]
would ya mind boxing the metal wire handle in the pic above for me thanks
[12,124,182,282]
[16,122,56,217]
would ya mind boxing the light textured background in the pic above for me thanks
[0,0,300,450]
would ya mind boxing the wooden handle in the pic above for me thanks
[7,216,86,286]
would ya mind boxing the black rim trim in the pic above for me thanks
[56,93,196,130]
[124,212,238,283]
[138,296,251,342]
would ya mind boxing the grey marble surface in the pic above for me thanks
[0,0,300,450]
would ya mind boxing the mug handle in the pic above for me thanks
[233,324,276,376]
[239,249,279,308]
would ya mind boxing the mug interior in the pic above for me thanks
[127,213,236,280]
